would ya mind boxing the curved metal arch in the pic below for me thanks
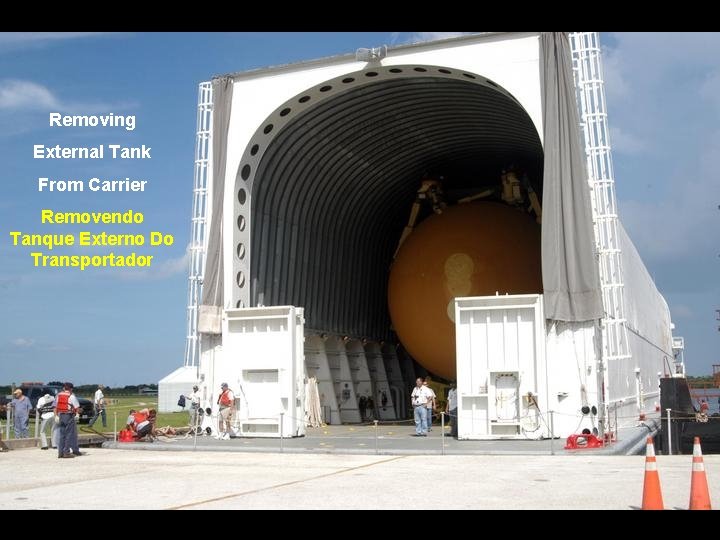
[231,64,543,339]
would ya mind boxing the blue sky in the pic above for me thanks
[0,32,717,386]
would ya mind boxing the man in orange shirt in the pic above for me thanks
[217,383,235,440]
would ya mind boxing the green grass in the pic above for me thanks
[1,396,191,439]
[82,395,191,433]
[1,416,43,440]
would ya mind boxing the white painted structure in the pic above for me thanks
[455,294,603,439]
[158,365,198,414]
[164,32,676,439]
[198,306,306,437]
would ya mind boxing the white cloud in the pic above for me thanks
[610,126,647,155]
[601,44,630,102]
[114,246,190,281]
[11,338,35,347]
[44,345,70,352]
[619,129,720,262]
[700,70,720,111]
[670,304,693,319]
[0,33,125,54]
[0,80,59,110]
[0,276,20,290]
[608,33,720,74]
[603,33,720,269]
[389,32,477,46]
[410,32,476,43]
[0,32,111,44]
[0,79,136,117]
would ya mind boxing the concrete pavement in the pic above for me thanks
[1,447,718,509]
[102,419,660,455]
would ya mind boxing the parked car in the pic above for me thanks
[18,384,94,424]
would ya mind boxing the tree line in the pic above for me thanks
[0,383,159,396]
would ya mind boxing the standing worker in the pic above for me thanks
[446,381,458,438]
[217,382,235,440]
[410,377,433,436]
[366,395,375,421]
[700,399,709,413]
[89,384,107,429]
[10,388,31,439]
[36,392,58,450]
[423,377,436,432]
[54,382,80,459]
[67,385,83,455]
[185,385,201,432]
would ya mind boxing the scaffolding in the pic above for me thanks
[183,82,213,368]
[569,32,633,436]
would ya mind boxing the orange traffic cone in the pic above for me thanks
[642,436,664,510]
[689,437,712,510]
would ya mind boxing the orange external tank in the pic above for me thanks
[387,201,542,380]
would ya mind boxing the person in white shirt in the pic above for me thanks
[446,381,458,438]
[410,377,433,436]
[184,385,201,432]
[89,384,107,429]
[36,392,58,450]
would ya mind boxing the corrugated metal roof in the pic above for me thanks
[249,75,542,340]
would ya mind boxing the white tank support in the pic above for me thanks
[569,32,633,435]
[346,340,374,420]
[325,336,361,423]
[379,343,408,419]
[184,81,213,368]
[304,335,341,424]
[362,341,397,421]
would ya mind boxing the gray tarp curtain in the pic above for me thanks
[540,32,603,322]
[198,76,233,334]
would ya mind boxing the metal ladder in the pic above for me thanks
[569,32,633,437]
[184,82,214,368]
